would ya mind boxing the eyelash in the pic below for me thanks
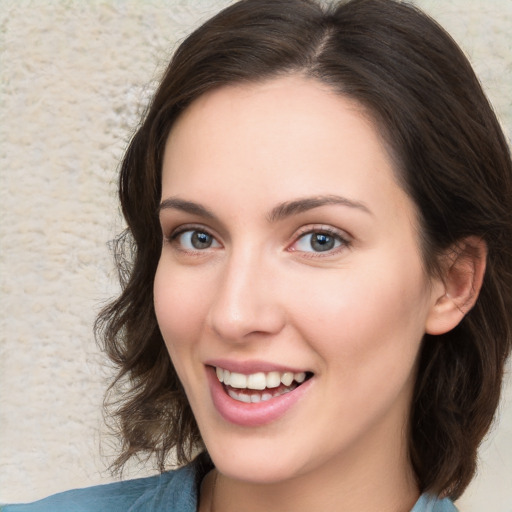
[164,224,351,256]
[166,225,221,254]
[289,226,351,256]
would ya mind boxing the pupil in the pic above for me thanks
[192,231,212,249]
[311,233,334,252]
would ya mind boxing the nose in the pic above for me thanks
[206,248,286,343]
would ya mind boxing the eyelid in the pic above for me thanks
[288,225,352,255]
[165,224,223,251]
[162,222,351,255]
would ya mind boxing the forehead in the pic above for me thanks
[162,75,415,228]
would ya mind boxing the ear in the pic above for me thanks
[425,236,487,335]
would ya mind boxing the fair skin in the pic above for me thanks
[154,75,484,512]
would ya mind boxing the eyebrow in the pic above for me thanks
[158,194,372,222]
[267,194,372,222]
[158,197,216,219]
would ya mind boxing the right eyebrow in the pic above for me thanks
[158,197,217,220]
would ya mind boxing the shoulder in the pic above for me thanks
[0,460,201,512]
[411,494,459,512]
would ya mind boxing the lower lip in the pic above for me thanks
[206,367,313,427]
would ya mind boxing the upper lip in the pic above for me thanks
[205,359,310,375]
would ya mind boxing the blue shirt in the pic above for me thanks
[1,457,458,512]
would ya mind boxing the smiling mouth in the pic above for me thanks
[214,367,313,404]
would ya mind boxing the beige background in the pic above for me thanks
[1,0,511,509]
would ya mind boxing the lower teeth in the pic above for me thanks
[226,383,297,403]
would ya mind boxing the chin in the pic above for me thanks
[203,430,313,484]
[213,456,302,484]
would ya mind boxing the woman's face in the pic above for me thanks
[154,76,440,484]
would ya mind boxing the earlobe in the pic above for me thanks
[425,236,487,335]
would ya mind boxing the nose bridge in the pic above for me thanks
[207,243,284,341]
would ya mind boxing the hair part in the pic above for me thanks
[96,0,512,498]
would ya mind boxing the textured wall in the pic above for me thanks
[1,0,511,509]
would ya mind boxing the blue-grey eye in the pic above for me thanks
[295,231,342,252]
[176,229,220,250]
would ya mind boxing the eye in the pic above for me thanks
[291,229,348,253]
[171,228,221,251]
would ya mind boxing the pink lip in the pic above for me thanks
[205,358,308,374]
[206,365,313,427]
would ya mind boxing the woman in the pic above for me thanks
[3,0,511,510]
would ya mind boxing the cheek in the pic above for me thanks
[287,255,431,373]
[153,262,210,366]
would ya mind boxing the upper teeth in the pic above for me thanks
[216,367,306,389]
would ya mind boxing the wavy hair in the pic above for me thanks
[96,0,512,499]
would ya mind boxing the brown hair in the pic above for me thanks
[96,0,512,499]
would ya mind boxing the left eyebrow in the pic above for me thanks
[267,194,373,223]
